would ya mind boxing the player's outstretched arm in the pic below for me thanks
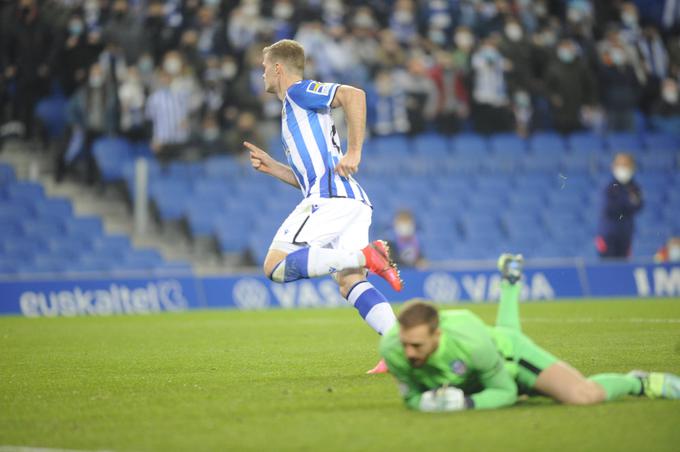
[331,85,366,178]
[244,141,300,189]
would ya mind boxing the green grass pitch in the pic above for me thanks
[1,298,680,452]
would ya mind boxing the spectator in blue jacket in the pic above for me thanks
[596,153,644,259]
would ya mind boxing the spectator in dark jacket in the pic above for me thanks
[599,45,640,131]
[3,0,57,138]
[545,39,597,134]
[57,12,102,96]
[596,153,644,259]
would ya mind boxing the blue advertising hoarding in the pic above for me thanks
[0,261,678,316]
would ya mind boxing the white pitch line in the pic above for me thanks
[521,317,680,324]
[0,447,114,452]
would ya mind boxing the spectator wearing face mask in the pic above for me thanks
[452,26,475,76]
[596,153,644,259]
[599,45,640,131]
[389,210,425,269]
[637,25,670,115]
[118,67,147,142]
[430,50,470,135]
[56,63,117,184]
[103,0,146,64]
[470,39,514,134]
[145,53,192,162]
[369,68,410,136]
[389,0,418,45]
[650,78,680,134]
[654,237,680,263]
[545,39,597,134]
[498,18,533,95]
[58,12,102,96]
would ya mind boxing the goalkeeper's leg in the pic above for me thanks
[533,361,644,404]
[495,254,523,332]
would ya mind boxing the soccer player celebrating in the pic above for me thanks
[380,254,680,411]
[245,39,401,373]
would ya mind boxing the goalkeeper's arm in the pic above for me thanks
[466,337,518,410]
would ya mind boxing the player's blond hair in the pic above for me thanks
[263,39,305,75]
[398,301,439,333]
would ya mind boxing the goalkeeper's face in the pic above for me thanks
[400,324,441,368]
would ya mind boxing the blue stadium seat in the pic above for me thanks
[21,221,65,239]
[35,94,68,139]
[521,154,561,172]
[0,164,15,185]
[508,192,546,211]
[165,161,204,181]
[605,132,643,152]
[6,182,45,202]
[0,218,22,237]
[489,133,527,154]
[64,216,104,238]
[0,204,34,219]
[215,217,252,253]
[372,135,411,156]
[638,150,678,171]
[529,132,567,153]
[92,137,134,182]
[413,133,450,156]
[560,154,593,173]
[453,134,489,154]
[567,132,605,153]
[643,132,680,151]
[34,198,73,218]
[203,155,244,178]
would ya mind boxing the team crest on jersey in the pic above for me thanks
[451,360,467,375]
[306,81,332,96]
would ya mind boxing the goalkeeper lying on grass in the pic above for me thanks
[379,254,680,412]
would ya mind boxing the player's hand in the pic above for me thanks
[244,141,274,174]
[334,152,360,178]
[419,387,466,412]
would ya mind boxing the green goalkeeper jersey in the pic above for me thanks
[380,309,522,410]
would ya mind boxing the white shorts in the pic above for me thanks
[270,197,372,254]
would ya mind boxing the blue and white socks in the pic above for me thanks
[346,281,396,335]
[270,247,365,283]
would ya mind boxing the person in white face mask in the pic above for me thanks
[595,153,644,259]
[389,210,425,268]
[654,237,680,263]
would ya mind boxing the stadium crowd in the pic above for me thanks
[1,0,680,165]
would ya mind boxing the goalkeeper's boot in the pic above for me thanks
[362,240,403,292]
[366,358,389,375]
[627,370,680,399]
[497,253,524,284]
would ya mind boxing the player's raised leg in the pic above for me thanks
[496,253,523,332]
[264,240,403,291]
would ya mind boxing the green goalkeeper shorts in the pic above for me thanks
[492,327,559,392]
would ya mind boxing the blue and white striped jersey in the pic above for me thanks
[281,80,371,207]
